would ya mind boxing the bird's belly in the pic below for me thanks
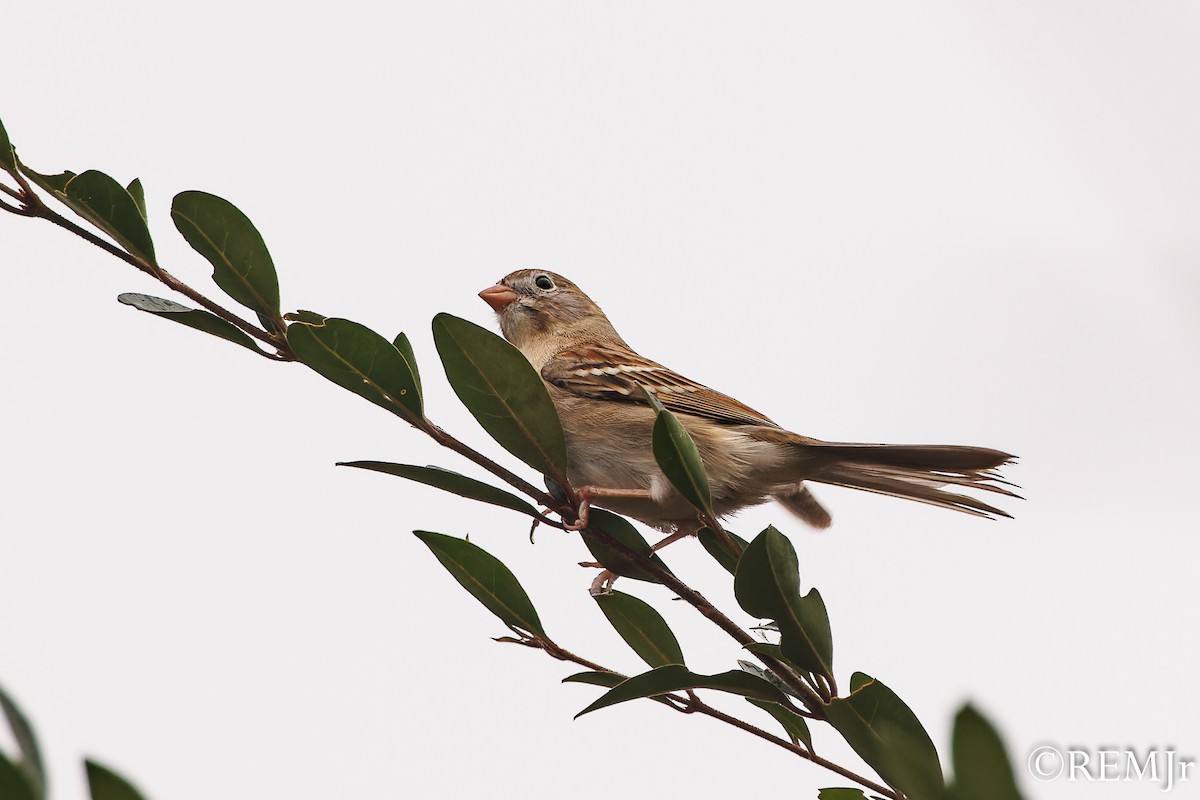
[559,404,790,527]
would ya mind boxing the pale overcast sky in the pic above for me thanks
[3,4,1198,799]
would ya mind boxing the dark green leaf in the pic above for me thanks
[414,531,546,637]
[697,527,749,574]
[0,752,36,800]
[22,167,155,263]
[339,461,541,519]
[950,704,1025,800]
[562,671,626,689]
[737,655,804,700]
[817,790,869,800]
[392,332,423,399]
[170,190,280,320]
[285,309,327,325]
[117,293,262,353]
[825,673,944,800]
[0,117,16,173]
[576,665,786,718]
[288,317,423,420]
[579,509,671,584]
[126,179,147,222]
[734,526,833,679]
[747,698,812,748]
[642,389,713,515]
[432,313,567,483]
[595,591,685,668]
[85,760,148,800]
[0,684,44,799]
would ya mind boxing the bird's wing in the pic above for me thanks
[541,341,779,427]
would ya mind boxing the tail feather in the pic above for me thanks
[799,442,1018,520]
[774,484,833,529]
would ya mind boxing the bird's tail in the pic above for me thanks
[783,440,1019,520]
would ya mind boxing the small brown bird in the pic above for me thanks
[480,269,1016,533]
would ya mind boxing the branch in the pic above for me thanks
[6,173,291,358]
[509,634,900,800]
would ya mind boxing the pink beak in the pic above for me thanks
[479,284,518,312]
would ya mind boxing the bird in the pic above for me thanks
[479,269,1017,536]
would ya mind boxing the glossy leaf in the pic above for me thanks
[595,591,685,668]
[171,190,280,320]
[0,117,16,173]
[414,531,546,637]
[285,309,327,325]
[697,527,749,574]
[22,167,155,263]
[579,509,671,584]
[0,684,44,799]
[950,704,1024,800]
[339,461,541,519]
[576,665,786,718]
[288,317,423,420]
[817,790,869,800]
[825,673,944,799]
[126,179,147,222]
[0,752,36,800]
[734,526,833,679]
[432,313,567,483]
[747,698,812,748]
[117,293,262,353]
[85,760,148,800]
[642,389,713,515]
[737,655,804,700]
[562,671,626,689]
[392,332,423,400]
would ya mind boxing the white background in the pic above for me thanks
[2,3,1197,799]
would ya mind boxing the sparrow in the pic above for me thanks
[479,269,1016,532]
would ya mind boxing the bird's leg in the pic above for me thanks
[565,486,654,531]
[650,520,702,552]
[586,521,703,597]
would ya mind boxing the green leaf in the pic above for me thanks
[117,293,263,353]
[734,526,833,679]
[949,704,1025,800]
[85,760,149,800]
[0,684,44,799]
[0,752,36,800]
[288,317,424,421]
[579,509,671,584]
[414,531,546,637]
[747,698,812,748]
[170,190,280,320]
[825,673,944,800]
[576,665,786,718]
[737,654,805,700]
[126,179,147,222]
[339,461,542,519]
[642,389,713,515]
[21,167,155,263]
[595,591,685,668]
[562,671,627,689]
[392,332,423,400]
[285,309,327,325]
[817,790,869,800]
[0,117,16,173]
[432,313,567,483]
[697,527,749,574]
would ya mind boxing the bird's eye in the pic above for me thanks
[534,275,555,291]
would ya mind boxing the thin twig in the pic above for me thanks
[11,177,291,358]
[516,634,899,800]
[422,422,562,509]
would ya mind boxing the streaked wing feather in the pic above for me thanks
[541,342,778,427]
